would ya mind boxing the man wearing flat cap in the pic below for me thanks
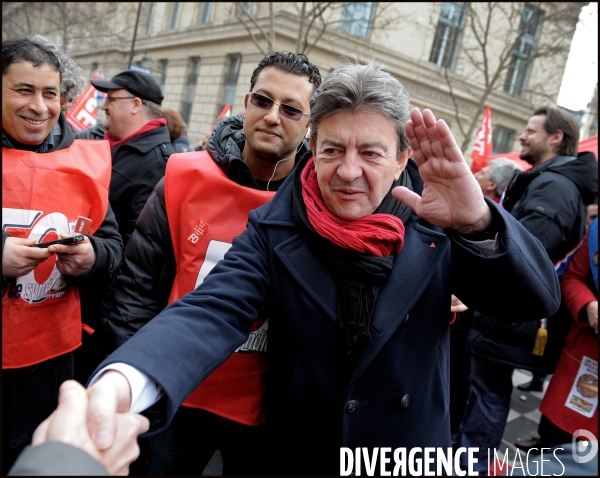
[91,70,175,248]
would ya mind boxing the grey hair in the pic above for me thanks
[28,34,85,104]
[487,157,519,196]
[141,99,163,119]
[309,62,411,158]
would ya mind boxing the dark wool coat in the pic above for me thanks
[95,158,560,475]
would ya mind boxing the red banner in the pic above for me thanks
[208,104,232,134]
[65,66,106,132]
[66,83,99,131]
[470,105,493,172]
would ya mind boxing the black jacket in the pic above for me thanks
[108,124,175,247]
[102,114,311,353]
[469,151,598,373]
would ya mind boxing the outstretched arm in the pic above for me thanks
[392,108,492,234]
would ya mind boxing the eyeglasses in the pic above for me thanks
[248,92,308,121]
[103,96,135,104]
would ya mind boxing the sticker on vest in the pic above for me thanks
[564,355,598,418]
[2,208,71,303]
[235,318,268,354]
[187,219,209,245]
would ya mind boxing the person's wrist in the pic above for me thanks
[459,210,497,241]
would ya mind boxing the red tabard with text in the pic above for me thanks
[2,140,111,368]
[165,152,275,425]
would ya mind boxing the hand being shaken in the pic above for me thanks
[32,380,147,475]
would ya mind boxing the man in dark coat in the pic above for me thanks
[457,106,598,472]
[91,70,175,248]
[84,63,560,476]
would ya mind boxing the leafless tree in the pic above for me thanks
[2,2,135,55]
[233,2,405,56]
[439,2,585,152]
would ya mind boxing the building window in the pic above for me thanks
[429,2,468,70]
[504,3,544,98]
[338,2,376,39]
[219,54,241,113]
[492,125,516,154]
[169,2,182,30]
[143,2,154,34]
[237,2,256,15]
[158,59,168,91]
[199,2,214,23]
[181,57,200,124]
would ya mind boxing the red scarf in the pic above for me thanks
[104,118,167,148]
[300,157,405,257]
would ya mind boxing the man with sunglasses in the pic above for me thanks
[91,70,175,248]
[99,51,321,475]
[86,61,561,475]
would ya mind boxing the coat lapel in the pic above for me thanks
[348,222,450,386]
[274,234,339,324]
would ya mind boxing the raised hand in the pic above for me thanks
[392,108,492,234]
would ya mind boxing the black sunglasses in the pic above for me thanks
[248,92,308,121]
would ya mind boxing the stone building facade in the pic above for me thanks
[3,2,585,156]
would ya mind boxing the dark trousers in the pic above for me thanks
[456,356,514,473]
[2,352,74,474]
[147,406,268,476]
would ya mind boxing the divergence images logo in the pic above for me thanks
[572,429,598,464]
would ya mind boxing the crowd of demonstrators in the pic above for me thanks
[455,106,598,474]
[1,37,123,474]
[99,51,321,476]
[2,34,589,477]
[83,61,560,476]
[161,108,191,153]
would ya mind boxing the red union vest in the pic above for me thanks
[2,140,111,369]
[165,151,275,425]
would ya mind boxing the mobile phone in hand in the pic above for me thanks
[29,235,85,248]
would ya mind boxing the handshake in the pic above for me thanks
[10,374,147,476]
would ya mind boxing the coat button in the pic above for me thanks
[400,394,409,408]
[345,400,358,413]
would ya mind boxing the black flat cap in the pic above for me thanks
[91,70,163,105]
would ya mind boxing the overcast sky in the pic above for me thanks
[557,2,598,111]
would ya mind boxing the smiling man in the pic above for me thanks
[85,62,561,475]
[1,37,122,474]
[99,51,320,475]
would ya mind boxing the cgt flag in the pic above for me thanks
[470,104,493,172]
[65,66,107,132]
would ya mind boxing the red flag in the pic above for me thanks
[208,104,232,134]
[65,66,107,131]
[470,105,493,172]
[66,83,99,131]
